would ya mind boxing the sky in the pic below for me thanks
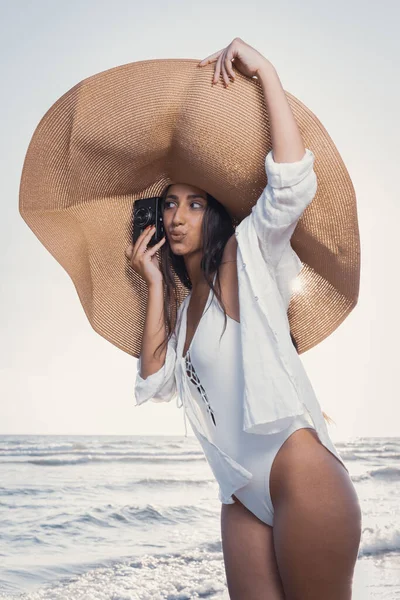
[1,0,398,440]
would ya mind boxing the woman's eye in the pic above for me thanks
[164,201,203,209]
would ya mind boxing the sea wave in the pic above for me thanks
[0,477,213,498]
[1,434,399,599]
[25,503,218,532]
[0,540,227,600]
[360,525,400,557]
[0,454,205,466]
[352,466,400,482]
[338,450,400,461]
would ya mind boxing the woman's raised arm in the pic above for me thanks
[199,38,317,269]
[256,60,306,163]
[125,225,178,404]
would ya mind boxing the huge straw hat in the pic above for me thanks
[19,58,360,357]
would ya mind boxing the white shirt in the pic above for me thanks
[134,148,347,504]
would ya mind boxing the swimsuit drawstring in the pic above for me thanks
[176,394,188,437]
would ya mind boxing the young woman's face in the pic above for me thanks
[162,183,208,256]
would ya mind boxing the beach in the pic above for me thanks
[0,434,399,599]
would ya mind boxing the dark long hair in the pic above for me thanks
[153,183,234,359]
[153,183,333,425]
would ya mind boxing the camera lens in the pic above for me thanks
[135,207,153,227]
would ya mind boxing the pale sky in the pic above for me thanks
[1,0,399,440]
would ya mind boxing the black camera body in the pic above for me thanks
[132,196,165,247]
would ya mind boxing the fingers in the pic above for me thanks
[126,225,166,265]
[224,49,236,81]
[128,225,155,262]
[199,47,235,87]
[146,234,166,257]
[220,58,232,87]
[213,50,225,85]
[198,48,224,66]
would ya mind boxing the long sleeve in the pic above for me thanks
[251,148,317,269]
[134,330,178,405]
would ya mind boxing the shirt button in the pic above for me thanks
[243,263,246,268]
[235,231,239,236]
[254,296,258,301]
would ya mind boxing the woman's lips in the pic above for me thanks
[170,232,186,240]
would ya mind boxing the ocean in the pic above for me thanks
[0,434,399,599]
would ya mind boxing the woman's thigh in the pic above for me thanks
[270,428,362,600]
[220,495,285,600]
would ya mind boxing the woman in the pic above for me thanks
[125,38,362,600]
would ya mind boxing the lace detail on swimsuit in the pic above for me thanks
[185,351,217,426]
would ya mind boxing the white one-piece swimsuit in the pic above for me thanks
[184,273,316,526]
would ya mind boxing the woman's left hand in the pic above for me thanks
[198,37,272,87]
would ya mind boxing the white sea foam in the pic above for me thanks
[0,434,399,599]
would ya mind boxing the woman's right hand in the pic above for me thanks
[125,225,166,286]
[198,37,271,86]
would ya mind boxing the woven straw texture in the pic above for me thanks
[19,58,360,357]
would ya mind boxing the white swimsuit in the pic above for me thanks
[184,272,317,526]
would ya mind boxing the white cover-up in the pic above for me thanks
[134,148,349,504]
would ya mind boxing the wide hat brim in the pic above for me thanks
[19,58,360,357]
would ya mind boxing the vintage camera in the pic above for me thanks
[132,196,165,247]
